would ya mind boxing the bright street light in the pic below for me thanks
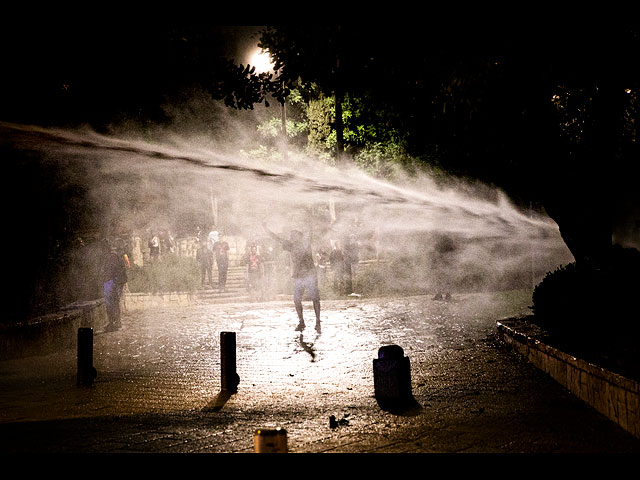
[248,46,286,160]
[249,48,273,74]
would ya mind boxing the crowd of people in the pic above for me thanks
[57,204,469,340]
[86,221,366,334]
[76,219,457,336]
[192,224,362,300]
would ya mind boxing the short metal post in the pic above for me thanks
[77,327,97,386]
[254,428,288,453]
[220,331,240,392]
[373,344,413,410]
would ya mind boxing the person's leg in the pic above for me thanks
[113,284,123,328]
[104,280,120,330]
[345,263,353,294]
[293,278,305,330]
[313,299,321,331]
[309,275,321,331]
[218,264,225,291]
[295,301,304,324]
[103,280,115,323]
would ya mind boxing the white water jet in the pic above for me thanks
[1,119,573,294]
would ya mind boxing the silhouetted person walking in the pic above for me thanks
[245,243,264,300]
[148,232,160,263]
[101,240,128,332]
[343,234,359,294]
[214,236,230,292]
[330,240,346,294]
[431,234,456,301]
[263,221,321,333]
[196,240,213,288]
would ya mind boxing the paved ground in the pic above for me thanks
[1,290,640,454]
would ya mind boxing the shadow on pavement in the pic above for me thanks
[203,390,234,413]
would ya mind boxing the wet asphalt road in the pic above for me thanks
[1,291,639,454]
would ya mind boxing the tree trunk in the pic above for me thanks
[335,91,344,162]
[281,99,288,161]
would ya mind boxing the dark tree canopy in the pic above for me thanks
[255,24,640,265]
[2,22,639,268]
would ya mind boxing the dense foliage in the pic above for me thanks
[126,256,201,294]
[532,245,640,336]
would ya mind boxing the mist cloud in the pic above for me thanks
[1,95,574,296]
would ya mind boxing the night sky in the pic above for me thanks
[1,23,264,127]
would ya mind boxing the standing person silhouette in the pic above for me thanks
[263,221,321,333]
[196,240,213,288]
[245,244,264,301]
[214,235,230,293]
[101,239,128,332]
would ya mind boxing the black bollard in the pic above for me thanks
[373,344,413,410]
[77,327,97,386]
[220,331,240,392]
[253,428,288,453]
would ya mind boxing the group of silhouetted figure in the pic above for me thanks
[196,227,230,293]
[94,223,456,336]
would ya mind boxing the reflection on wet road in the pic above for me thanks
[4,291,638,453]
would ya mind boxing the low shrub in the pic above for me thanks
[532,245,640,339]
[126,255,200,293]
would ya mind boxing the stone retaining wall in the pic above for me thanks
[0,299,108,361]
[497,318,640,439]
[123,292,195,311]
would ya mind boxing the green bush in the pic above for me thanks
[353,142,418,179]
[126,255,200,293]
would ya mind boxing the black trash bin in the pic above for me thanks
[373,344,413,410]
